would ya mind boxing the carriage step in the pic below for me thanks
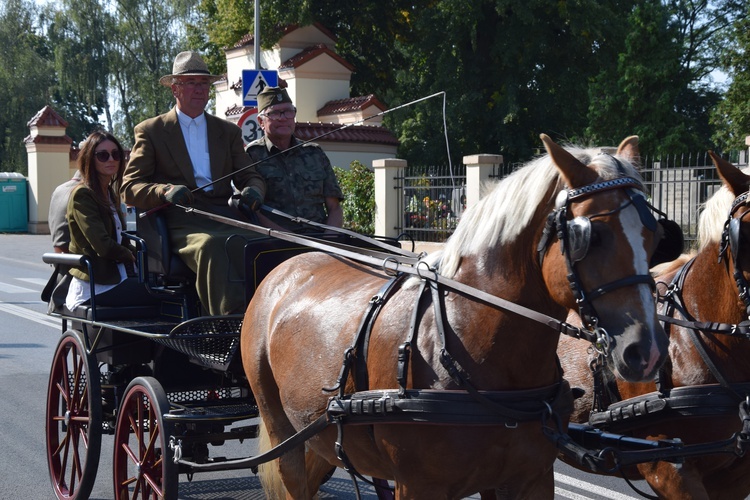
[166,401,259,422]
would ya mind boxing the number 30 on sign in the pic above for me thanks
[239,108,264,146]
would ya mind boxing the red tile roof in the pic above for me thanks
[318,95,386,116]
[295,122,398,146]
[225,107,397,145]
[24,106,73,145]
[27,105,69,128]
[280,44,354,72]
[226,104,253,117]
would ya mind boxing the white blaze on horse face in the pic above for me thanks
[620,202,662,373]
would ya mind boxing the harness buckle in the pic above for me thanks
[593,327,612,356]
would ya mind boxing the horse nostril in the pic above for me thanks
[621,342,647,373]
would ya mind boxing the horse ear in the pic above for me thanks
[616,136,640,165]
[710,150,750,197]
[540,133,597,188]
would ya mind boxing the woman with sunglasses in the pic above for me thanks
[65,130,154,310]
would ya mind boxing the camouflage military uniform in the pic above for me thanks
[246,135,343,231]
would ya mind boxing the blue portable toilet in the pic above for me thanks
[0,173,28,232]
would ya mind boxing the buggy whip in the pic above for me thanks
[139,91,451,219]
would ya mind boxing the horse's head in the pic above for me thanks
[707,153,750,318]
[538,134,670,382]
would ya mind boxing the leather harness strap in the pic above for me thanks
[176,205,603,344]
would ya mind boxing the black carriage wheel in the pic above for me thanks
[45,330,102,500]
[113,376,177,500]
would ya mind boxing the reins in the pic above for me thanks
[176,203,603,343]
[172,172,666,479]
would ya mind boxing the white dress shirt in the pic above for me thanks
[176,108,213,192]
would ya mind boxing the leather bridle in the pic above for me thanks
[537,176,659,355]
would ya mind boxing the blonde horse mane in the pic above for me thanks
[697,166,750,251]
[420,145,645,279]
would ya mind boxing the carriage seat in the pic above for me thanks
[42,252,161,321]
[62,302,161,322]
[135,209,194,284]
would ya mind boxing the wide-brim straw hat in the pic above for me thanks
[159,51,221,87]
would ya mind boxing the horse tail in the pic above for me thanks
[257,417,288,500]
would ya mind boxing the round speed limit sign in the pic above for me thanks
[239,108,264,146]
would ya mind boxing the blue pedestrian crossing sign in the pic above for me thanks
[242,70,279,106]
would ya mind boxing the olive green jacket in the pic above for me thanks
[67,184,134,284]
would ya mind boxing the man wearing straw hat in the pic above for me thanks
[122,51,266,316]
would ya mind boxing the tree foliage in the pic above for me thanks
[191,0,742,164]
[0,0,55,174]
[108,0,198,145]
[0,0,746,174]
[334,161,375,235]
[711,2,750,150]
[44,0,110,144]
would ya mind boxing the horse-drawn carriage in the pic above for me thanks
[41,202,409,499]
[41,133,743,500]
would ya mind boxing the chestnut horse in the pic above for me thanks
[241,134,669,499]
[559,153,750,499]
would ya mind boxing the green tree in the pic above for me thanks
[390,0,637,163]
[711,3,750,150]
[44,0,110,144]
[0,0,55,174]
[586,0,691,151]
[108,0,198,145]
[192,0,253,75]
[182,0,742,163]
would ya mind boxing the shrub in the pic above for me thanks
[334,161,375,235]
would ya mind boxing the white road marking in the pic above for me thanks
[555,473,641,500]
[555,486,596,499]
[0,302,59,330]
[17,278,48,287]
[0,281,36,294]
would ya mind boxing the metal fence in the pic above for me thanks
[395,151,747,245]
[640,151,747,247]
[396,165,462,243]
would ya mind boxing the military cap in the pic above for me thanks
[257,86,293,113]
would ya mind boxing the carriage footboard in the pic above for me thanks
[153,315,243,371]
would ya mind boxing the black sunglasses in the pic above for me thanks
[94,149,122,162]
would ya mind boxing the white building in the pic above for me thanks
[214,23,399,169]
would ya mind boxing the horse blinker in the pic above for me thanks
[566,216,592,262]
[651,218,685,267]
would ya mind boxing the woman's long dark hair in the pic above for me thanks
[77,130,126,213]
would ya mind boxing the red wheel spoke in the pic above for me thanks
[46,334,102,500]
[114,378,174,500]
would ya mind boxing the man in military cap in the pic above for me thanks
[246,86,343,231]
[122,51,266,316]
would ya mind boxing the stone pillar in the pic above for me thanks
[373,158,407,238]
[463,154,503,207]
[24,106,73,234]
